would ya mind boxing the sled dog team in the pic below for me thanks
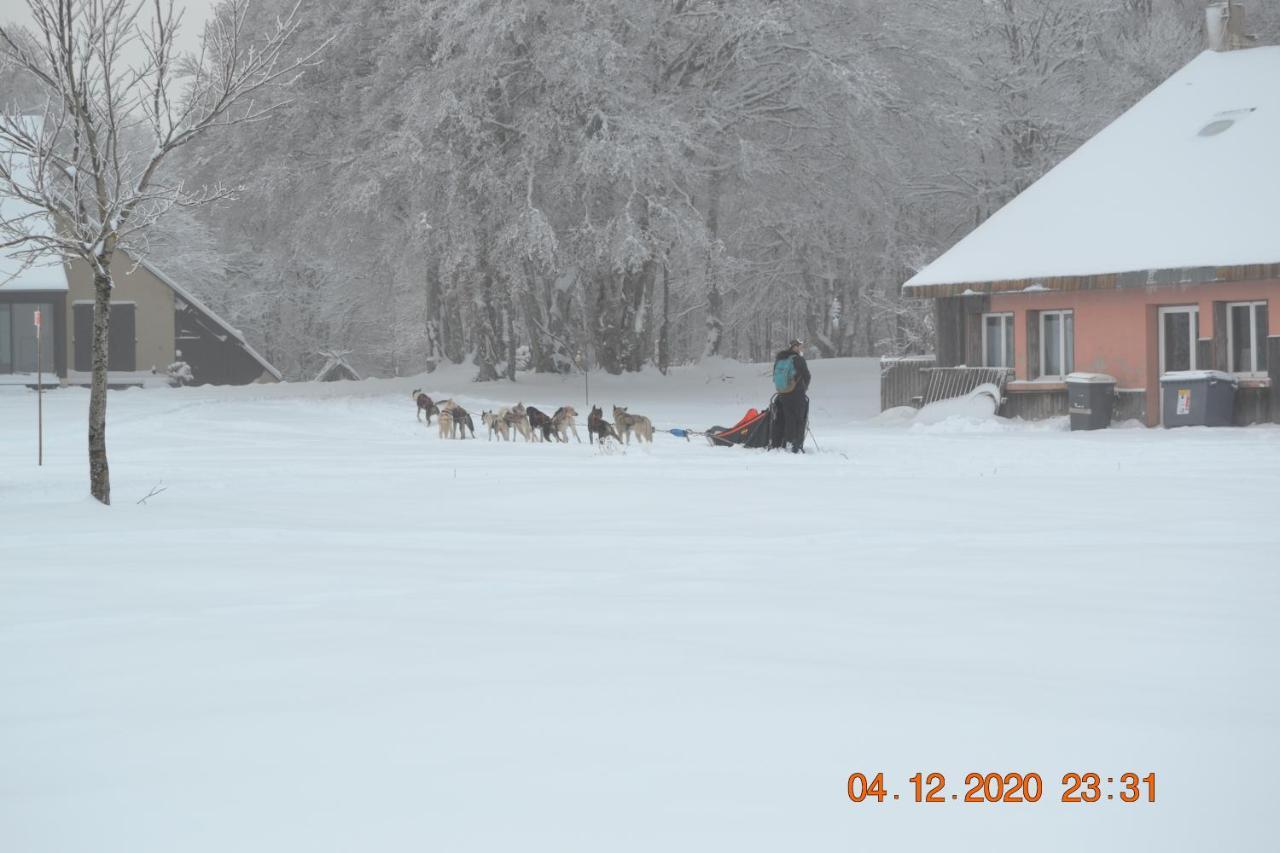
[412,390,653,444]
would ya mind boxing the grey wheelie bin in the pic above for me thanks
[1066,372,1116,431]
[1159,370,1237,428]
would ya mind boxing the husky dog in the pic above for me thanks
[612,405,654,444]
[437,409,455,439]
[526,406,555,442]
[588,405,620,444]
[482,410,511,441]
[552,406,580,443]
[412,389,438,423]
[504,403,533,442]
[451,405,476,439]
[436,399,474,439]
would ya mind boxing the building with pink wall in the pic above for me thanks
[901,42,1280,426]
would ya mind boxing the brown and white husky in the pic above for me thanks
[482,410,511,441]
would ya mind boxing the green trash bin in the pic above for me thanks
[1159,370,1237,428]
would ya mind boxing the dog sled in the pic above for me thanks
[705,405,773,448]
[702,394,811,451]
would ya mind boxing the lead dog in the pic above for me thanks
[588,406,620,444]
[412,389,438,424]
[612,405,654,444]
[552,406,580,443]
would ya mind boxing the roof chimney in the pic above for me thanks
[1206,2,1251,51]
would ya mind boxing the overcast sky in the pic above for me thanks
[0,0,220,60]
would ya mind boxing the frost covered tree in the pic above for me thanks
[143,0,1251,377]
[0,0,319,504]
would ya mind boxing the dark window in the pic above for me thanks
[1040,310,1074,378]
[109,304,136,371]
[74,303,93,371]
[4,302,55,373]
[1228,301,1268,374]
[74,302,137,372]
[1259,305,1270,373]
[1162,309,1194,373]
[0,304,10,372]
[983,313,1014,368]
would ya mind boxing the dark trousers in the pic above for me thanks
[771,392,808,451]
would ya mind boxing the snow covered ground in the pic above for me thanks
[2,357,1278,852]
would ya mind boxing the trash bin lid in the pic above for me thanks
[1159,369,1236,384]
[1065,372,1116,384]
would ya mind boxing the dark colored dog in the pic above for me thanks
[588,405,621,444]
[452,405,476,439]
[526,406,555,442]
[411,389,438,424]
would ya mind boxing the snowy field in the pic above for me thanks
[2,357,1278,852]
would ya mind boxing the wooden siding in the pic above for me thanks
[1271,337,1280,424]
[1233,384,1272,426]
[1025,311,1040,378]
[1211,302,1229,371]
[1001,388,1068,420]
[879,357,936,411]
[1114,390,1147,424]
[904,262,1280,299]
[934,298,965,367]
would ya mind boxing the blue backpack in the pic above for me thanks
[773,356,797,393]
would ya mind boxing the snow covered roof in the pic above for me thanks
[905,47,1280,296]
[0,115,67,293]
[140,257,284,381]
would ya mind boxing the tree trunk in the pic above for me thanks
[619,261,655,373]
[89,265,112,505]
[704,279,723,358]
[703,165,724,358]
[658,260,670,374]
[593,277,622,375]
[519,263,557,373]
[504,289,517,382]
[473,271,501,382]
[424,256,444,370]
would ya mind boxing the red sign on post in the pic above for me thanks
[33,309,41,328]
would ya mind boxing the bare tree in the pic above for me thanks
[0,0,322,504]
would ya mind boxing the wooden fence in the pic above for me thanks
[880,358,1016,411]
[879,356,936,411]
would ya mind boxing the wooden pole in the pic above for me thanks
[36,309,43,466]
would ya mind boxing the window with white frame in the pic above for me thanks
[982,312,1014,368]
[1039,310,1074,378]
[1227,301,1268,375]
